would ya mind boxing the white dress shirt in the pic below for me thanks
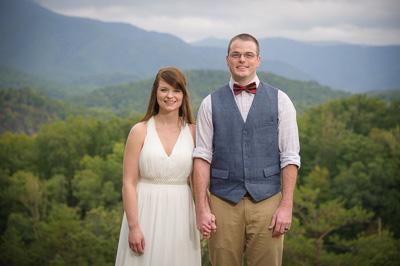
[193,75,301,169]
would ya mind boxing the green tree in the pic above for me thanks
[34,119,79,180]
[73,142,123,213]
[298,95,400,238]
[0,213,36,265]
[284,166,373,265]
[8,171,48,223]
[83,205,124,263]
[30,204,112,265]
[46,174,68,204]
[334,230,400,265]
[72,169,102,211]
[0,132,33,175]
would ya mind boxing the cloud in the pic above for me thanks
[31,0,400,45]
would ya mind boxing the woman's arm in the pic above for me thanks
[122,122,147,254]
[188,123,196,194]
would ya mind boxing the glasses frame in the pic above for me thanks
[228,52,258,60]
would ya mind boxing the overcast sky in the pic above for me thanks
[31,0,400,46]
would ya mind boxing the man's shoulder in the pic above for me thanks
[259,81,279,92]
[211,83,230,95]
[259,82,295,107]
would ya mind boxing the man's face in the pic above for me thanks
[226,40,261,85]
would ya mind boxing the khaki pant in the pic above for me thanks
[208,193,283,266]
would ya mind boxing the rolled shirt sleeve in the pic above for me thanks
[193,95,213,164]
[278,90,301,169]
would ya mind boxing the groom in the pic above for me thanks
[193,33,300,265]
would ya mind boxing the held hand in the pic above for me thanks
[201,213,217,239]
[129,226,145,255]
[196,211,217,239]
[269,205,292,237]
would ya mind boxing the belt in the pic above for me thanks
[138,176,188,185]
[243,192,252,198]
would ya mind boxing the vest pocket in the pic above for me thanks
[211,168,229,179]
[263,164,281,178]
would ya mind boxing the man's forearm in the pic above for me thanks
[193,158,211,212]
[280,164,298,207]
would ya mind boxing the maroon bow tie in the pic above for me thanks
[233,82,257,95]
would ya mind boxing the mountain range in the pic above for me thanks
[1,70,351,135]
[1,0,399,93]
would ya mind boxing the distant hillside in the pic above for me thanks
[0,87,70,134]
[0,66,96,98]
[0,87,111,135]
[5,70,398,135]
[366,88,400,102]
[68,70,351,115]
[1,0,399,93]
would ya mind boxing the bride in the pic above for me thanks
[115,67,201,266]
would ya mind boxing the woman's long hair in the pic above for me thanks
[141,67,194,125]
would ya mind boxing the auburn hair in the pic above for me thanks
[141,67,194,125]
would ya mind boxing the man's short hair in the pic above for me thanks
[227,33,260,56]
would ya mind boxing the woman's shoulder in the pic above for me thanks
[187,123,196,142]
[187,123,196,132]
[128,121,148,140]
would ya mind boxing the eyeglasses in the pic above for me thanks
[229,52,258,59]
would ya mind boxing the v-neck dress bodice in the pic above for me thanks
[138,116,193,182]
[115,117,201,266]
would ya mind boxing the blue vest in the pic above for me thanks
[210,82,281,204]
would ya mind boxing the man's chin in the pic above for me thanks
[234,73,249,80]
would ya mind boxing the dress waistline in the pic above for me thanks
[138,176,188,185]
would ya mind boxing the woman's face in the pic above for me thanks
[156,78,183,114]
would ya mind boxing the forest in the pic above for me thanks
[0,70,399,265]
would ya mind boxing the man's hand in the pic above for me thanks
[268,205,292,237]
[269,164,297,237]
[196,210,217,239]
[193,158,216,238]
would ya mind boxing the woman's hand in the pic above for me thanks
[129,226,145,255]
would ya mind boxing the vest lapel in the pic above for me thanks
[245,84,265,126]
[221,85,245,125]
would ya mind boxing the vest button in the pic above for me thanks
[244,155,248,159]
[245,168,249,172]
[243,131,247,135]
[246,180,249,184]
[244,143,247,147]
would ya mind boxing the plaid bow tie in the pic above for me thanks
[233,82,257,95]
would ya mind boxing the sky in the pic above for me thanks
[31,0,400,46]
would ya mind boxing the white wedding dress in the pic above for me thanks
[115,117,201,266]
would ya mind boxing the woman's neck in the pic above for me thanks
[154,112,181,128]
